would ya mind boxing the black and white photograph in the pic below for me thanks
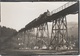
[0,1,79,56]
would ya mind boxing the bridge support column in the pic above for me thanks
[36,22,49,49]
[23,30,32,49]
[17,32,26,49]
[23,28,36,49]
[50,16,68,50]
[23,31,26,49]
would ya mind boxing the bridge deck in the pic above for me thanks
[19,2,78,32]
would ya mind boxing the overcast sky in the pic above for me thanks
[0,2,78,31]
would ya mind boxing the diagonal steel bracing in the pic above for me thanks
[23,29,35,49]
[49,16,68,50]
[35,23,49,49]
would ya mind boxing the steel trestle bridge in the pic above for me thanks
[1,2,79,54]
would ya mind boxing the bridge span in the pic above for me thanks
[18,2,78,50]
[0,1,79,55]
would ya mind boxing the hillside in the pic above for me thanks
[0,26,17,50]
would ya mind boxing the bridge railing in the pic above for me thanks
[50,2,77,15]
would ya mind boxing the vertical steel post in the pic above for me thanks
[35,22,49,49]
[50,16,68,50]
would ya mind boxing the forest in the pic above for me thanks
[0,26,17,50]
